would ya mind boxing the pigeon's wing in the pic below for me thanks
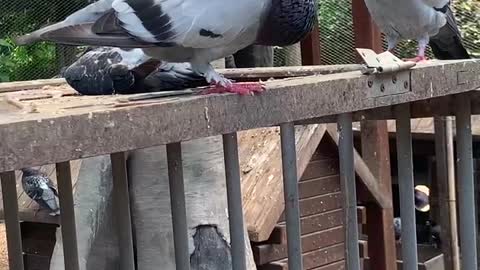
[421,0,449,8]
[109,0,267,48]
[17,0,267,48]
[429,5,470,59]
[37,180,60,212]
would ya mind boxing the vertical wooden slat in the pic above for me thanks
[395,104,418,270]
[223,133,247,270]
[300,22,322,65]
[338,113,361,270]
[280,122,303,270]
[353,1,396,269]
[433,117,460,270]
[111,152,136,270]
[0,171,24,270]
[166,142,191,270]
[56,161,80,270]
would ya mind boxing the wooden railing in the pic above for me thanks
[0,59,479,270]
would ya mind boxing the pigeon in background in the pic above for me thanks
[14,0,316,95]
[364,0,469,62]
[21,168,60,216]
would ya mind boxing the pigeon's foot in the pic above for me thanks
[403,55,428,63]
[49,210,60,216]
[202,82,266,96]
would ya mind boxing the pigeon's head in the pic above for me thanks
[414,185,430,212]
[21,167,40,176]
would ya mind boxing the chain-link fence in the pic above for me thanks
[1,0,479,82]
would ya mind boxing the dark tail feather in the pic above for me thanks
[429,6,470,60]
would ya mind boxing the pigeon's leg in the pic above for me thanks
[404,36,429,63]
[387,36,398,53]
[192,63,265,95]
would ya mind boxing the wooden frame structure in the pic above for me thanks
[0,57,480,270]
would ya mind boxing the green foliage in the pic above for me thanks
[318,0,355,64]
[453,0,480,57]
[0,38,57,82]
[0,0,89,82]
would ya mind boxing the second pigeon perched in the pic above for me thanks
[21,168,61,216]
[15,0,317,95]
[364,0,469,62]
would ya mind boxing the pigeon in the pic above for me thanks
[394,218,442,248]
[62,46,210,95]
[363,0,469,62]
[14,0,317,95]
[21,168,61,216]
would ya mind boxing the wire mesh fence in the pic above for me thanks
[0,0,479,82]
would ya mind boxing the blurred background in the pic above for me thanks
[0,0,479,82]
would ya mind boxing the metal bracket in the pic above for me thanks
[365,70,411,98]
[356,48,416,74]
[356,48,414,98]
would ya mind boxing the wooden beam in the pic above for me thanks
[352,2,396,269]
[433,117,460,270]
[241,124,327,242]
[301,22,322,65]
[0,61,479,172]
[326,126,392,209]
[0,65,364,93]
[360,121,397,270]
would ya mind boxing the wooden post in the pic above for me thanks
[300,22,322,65]
[352,1,397,269]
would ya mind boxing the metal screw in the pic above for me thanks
[392,76,397,84]
[368,81,373,88]
[404,81,409,89]
[380,84,385,92]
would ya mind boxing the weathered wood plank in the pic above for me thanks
[298,175,341,199]
[273,243,345,270]
[0,65,364,93]
[326,126,392,209]
[278,192,343,221]
[241,124,327,242]
[279,209,344,235]
[253,226,344,265]
[300,159,339,181]
[0,61,478,173]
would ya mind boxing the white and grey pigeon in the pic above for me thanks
[15,0,317,95]
[364,0,468,62]
[21,168,61,216]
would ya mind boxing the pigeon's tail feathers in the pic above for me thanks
[16,22,156,48]
[14,22,69,45]
[429,5,470,60]
[43,24,156,48]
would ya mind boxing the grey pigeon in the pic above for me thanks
[21,168,60,216]
[364,0,468,62]
[14,0,316,95]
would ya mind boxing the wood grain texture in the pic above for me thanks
[0,61,478,172]
[240,124,327,242]
[326,126,392,209]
